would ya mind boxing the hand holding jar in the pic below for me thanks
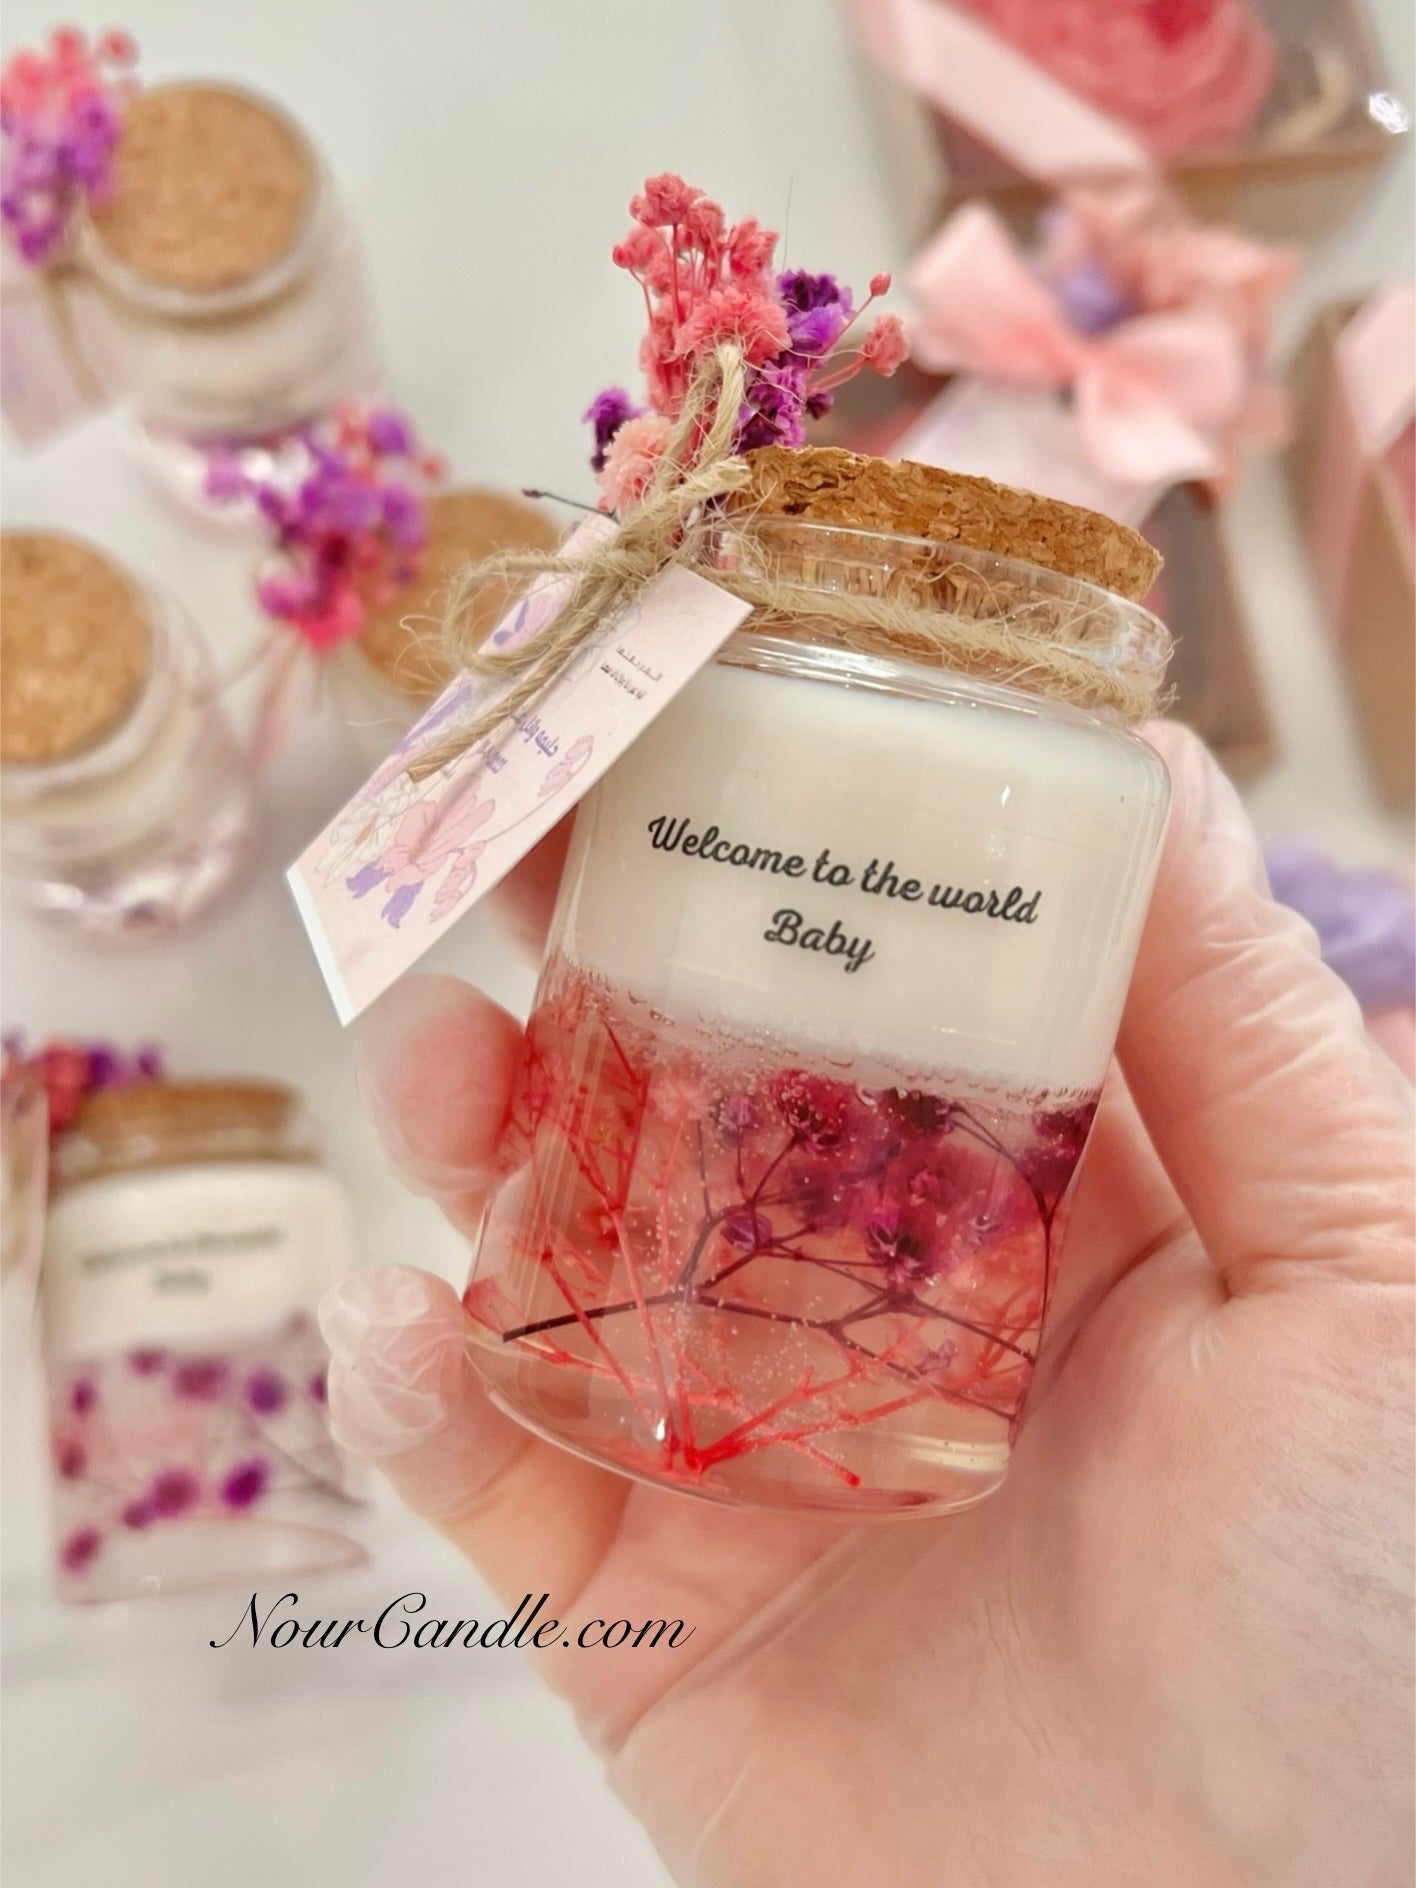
[322,721,1414,1887]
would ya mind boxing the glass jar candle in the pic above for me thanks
[0,532,256,937]
[464,457,1172,1517]
[329,489,560,767]
[75,84,376,513]
[42,1078,364,1602]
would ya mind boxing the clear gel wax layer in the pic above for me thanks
[465,527,1172,1515]
[470,954,1094,1511]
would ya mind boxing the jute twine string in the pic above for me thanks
[409,344,1164,780]
[408,344,751,777]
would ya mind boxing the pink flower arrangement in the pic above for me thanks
[211,406,445,654]
[586,173,908,511]
[1,26,139,267]
[956,0,1277,157]
[910,183,1298,490]
[1038,183,1298,473]
[1039,182,1296,358]
[2,1033,161,1141]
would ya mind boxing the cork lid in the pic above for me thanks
[54,1079,315,1188]
[358,489,560,705]
[737,446,1162,602]
[1,533,152,767]
[89,84,315,294]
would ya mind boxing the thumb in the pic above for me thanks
[1119,724,1413,1295]
[320,1266,625,1603]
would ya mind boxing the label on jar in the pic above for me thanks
[561,658,1169,1091]
[288,515,751,1023]
[41,1162,352,1358]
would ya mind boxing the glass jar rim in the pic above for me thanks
[77,81,328,318]
[706,514,1172,711]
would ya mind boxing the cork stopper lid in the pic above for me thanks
[1,533,152,767]
[54,1079,315,1188]
[737,446,1162,602]
[89,84,315,294]
[358,489,560,705]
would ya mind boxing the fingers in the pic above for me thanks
[350,980,629,1615]
[483,818,573,961]
[321,1266,626,1605]
[356,973,523,1234]
[1119,723,1414,1295]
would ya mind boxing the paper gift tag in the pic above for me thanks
[897,377,1166,530]
[288,520,752,1023]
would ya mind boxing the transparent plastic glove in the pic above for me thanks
[321,724,1414,1888]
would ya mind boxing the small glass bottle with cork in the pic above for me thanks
[0,531,256,936]
[34,1059,365,1603]
[74,80,376,510]
[411,179,1174,1518]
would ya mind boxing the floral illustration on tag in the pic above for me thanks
[346,776,497,930]
[540,734,595,798]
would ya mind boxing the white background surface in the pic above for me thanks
[2,3,1413,1886]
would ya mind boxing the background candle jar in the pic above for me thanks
[74,83,376,512]
[464,454,1173,1518]
[330,488,559,766]
[41,1078,365,1603]
[0,532,256,937]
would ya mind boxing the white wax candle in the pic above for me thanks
[558,649,1169,1092]
[42,1163,351,1357]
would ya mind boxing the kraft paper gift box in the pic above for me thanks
[1288,290,1416,808]
[851,0,1409,245]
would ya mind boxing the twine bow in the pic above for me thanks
[408,345,751,777]
[410,342,1170,783]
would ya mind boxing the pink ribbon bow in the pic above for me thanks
[909,201,1255,488]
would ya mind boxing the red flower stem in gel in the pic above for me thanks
[466,955,1097,1512]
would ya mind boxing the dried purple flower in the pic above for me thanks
[70,1377,97,1416]
[881,1090,959,1137]
[150,1468,200,1517]
[1,31,139,269]
[245,1369,288,1415]
[214,405,442,653]
[366,408,415,456]
[172,1358,228,1402]
[1022,1103,1098,1200]
[1052,255,1137,337]
[59,1525,103,1573]
[584,387,645,473]
[722,1207,774,1254]
[714,1093,756,1140]
[866,1205,937,1288]
[772,1071,850,1149]
[220,1459,270,1510]
[120,1497,154,1530]
[777,270,853,315]
[1266,843,1416,1013]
